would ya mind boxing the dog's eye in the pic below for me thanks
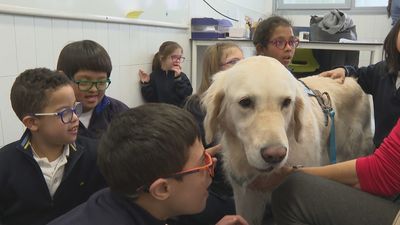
[239,97,254,108]
[282,98,292,108]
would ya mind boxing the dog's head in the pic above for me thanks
[202,56,305,172]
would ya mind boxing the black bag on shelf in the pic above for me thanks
[310,9,357,42]
[309,9,359,71]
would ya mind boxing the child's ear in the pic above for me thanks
[148,178,171,200]
[22,115,39,132]
[256,43,265,56]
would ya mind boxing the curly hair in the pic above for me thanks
[10,68,72,120]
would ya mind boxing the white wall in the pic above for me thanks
[0,13,190,147]
[189,0,270,27]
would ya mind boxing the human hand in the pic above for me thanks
[319,68,346,84]
[215,215,249,225]
[172,65,182,77]
[248,166,294,191]
[138,69,150,83]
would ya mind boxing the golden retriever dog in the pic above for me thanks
[202,56,374,225]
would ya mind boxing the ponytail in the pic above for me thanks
[152,52,162,71]
[152,41,182,72]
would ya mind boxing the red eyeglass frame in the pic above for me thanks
[135,151,215,193]
[165,151,215,178]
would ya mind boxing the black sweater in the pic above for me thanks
[48,188,165,225]
[78,95,129,139]
[141,69,193,107]
[345,61,400,147]
[0,131,106,225]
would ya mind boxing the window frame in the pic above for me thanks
[274,0,387,15]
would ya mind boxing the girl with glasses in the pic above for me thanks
[139,41,193,107]
[253,16,298,67]
[181,42,244,225]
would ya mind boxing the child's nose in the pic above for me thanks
[71,111,80,122]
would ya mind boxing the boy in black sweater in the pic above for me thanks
[48,103,247,225]
[0,68,105,225]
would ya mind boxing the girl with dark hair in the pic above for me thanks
[139,41,193,107]
[252,16,299,67]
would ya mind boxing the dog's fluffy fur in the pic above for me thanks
[202,56,374,225]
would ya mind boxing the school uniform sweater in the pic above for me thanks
[78,95,129,139]
[0,130,106,225]
[47,188,165,225]
[141,69,193,107]
[345,61,400,147]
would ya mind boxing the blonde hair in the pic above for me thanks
[198,42,242,95]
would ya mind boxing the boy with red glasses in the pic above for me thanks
[48,103,248,225]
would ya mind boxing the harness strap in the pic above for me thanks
[298,80,337,164]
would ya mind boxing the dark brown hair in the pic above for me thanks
[10,68,72,120]
[384,19,400,74]
[97,103,201,197]
[253,16,292,49]
[57,40,112,79]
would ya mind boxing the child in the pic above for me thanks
[252,16,299,67]
[0,68,106,225]
[198,42,244,95]
[180,42,244,225]
[319,19,400,148]
[186,42,244,145]
[139,41,193,107]
[57,40,129,139]
[48,103,248,225]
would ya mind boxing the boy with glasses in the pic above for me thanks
[0,68,106,225]
[57,40,129,139]
[48,103,248,225]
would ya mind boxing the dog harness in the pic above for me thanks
[298,80,337,164]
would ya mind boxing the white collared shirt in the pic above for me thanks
[79,109,93,128]
[32,145,70,197]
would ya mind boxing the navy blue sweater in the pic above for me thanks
[78,95,129,139]
[0,131,106,225]
[344,61,400,147]
[141,69,193,107]
[48,188,165,225]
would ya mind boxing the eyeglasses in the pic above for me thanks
[166,151,215,178]
[171,55,185,63]
[269,38,299,50]
[221,58,242,67]
[74,79,111,92]
[34,102,83,124]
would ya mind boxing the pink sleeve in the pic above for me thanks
[356,119,400,197]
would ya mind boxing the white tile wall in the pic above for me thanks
[0,13,191,147]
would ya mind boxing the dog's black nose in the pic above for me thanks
[260,146,287,164]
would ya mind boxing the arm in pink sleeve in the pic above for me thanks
[356,119,400,197]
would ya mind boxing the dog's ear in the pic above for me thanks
[202,72,226,145]
[294,96,304,143]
